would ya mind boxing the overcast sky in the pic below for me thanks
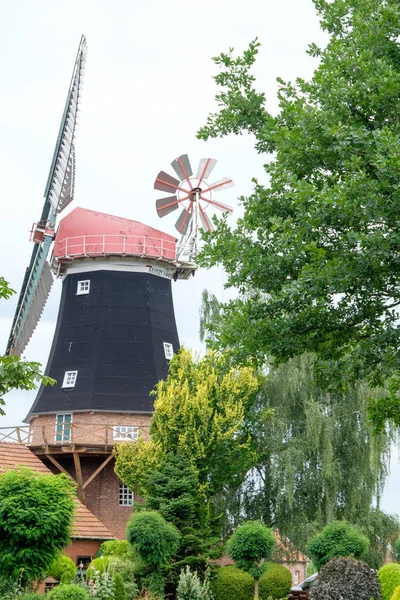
[0,0,398,515]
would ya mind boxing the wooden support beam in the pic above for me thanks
[73,452,85,503]
[82,454,113,490]
[45,454,75,480]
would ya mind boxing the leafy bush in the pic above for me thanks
[114,573,127,600]
[0,577,19,600]
[259,563,292,599]
[177,566,213,600]
[86,556,110,580]
[378,563,400,600]
[19,594,44,600]
[47,554,76,583]
[309,556,380,600]
[391,586,400,600]
[213,565,253,600]
[307,521,370,570]
[99,540,131,558]
[47,583,89,600]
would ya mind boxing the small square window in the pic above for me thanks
[77,280,90,295]
[113,426,139,441]
[62,370,78,388]
[163,342,173,360]
[119,483,134,506]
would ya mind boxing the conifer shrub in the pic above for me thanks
[259,563,292,599]
[47,583,89,600]
[391,586,400,600]
[213,565,253,600]
[114,573,127,600]
[378,563,400,600]
[47,554,76,583]
[309,556,380,600]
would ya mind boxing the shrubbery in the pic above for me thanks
[47,554,76,583]
[213,564,292,600]
[309,556,381,600]
[378,563,400,600]
[0,577,19,600]
[114,573,127,600]
[307,521,370,570]
[391,586,400,600]
[259,563,292,599]
[19,594,44,600]
[47,583,89,600]
[99,540,131,558]
[177,566,213,600]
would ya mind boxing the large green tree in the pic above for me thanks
[197,0,400,427]
[0,468,76,583]
[0,277,54,415]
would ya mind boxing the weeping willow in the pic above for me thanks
[221,354,393,549]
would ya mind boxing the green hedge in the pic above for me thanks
[259,563,292,599]
[47,554,76,583]
[99,540,131,558]
[379,564,400,600]
[47,583,89,600]
[213,563,292,600]
[114,573,127,600]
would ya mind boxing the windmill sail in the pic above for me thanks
[6,36,87,356]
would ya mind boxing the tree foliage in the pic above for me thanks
[127,511,180,569]
[307,521,370,571]
[197,0,400,427]
[309,556,381,600]
[0,468,75,582]
[0,277,55,414]
[47,554,76,583]
[226,521,275,598]
[115,349,261,497]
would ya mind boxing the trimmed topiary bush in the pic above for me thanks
[391,586,400,600]
[378,563,400,600]
[307,521,370,570]
[259,563,292,599]
[213,565,253,600]
[47,554,76,583]
[114,573,127,600]
[309,556,380,600]
[47,583,89,600]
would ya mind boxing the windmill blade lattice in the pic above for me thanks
[6,36,87,356]
[154,154,234,259]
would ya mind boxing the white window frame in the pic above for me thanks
[163,342,173,360]
[76,280,90,295]
[294,570,300,585]
[113,426,139,442]
[62,370,78,388]
[119,483,134,506]
[55,413,73,443]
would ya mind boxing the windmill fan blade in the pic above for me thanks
[6,248,54,356]
[199,209,214,232]
[196,158,217,184]
[175,207,193,235]
[156,196,180,218]
[57,147,75,214]
[44,36,87,217]
[207,177,235,193]
[154,171,182,194]
[208,198,234,213]
[171,154,193,183]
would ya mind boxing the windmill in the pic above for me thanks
[5,37,198,539]
[6,36,87,357]
[154,154,234,261]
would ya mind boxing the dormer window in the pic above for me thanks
[62,370,78,388]
[77,280,90,295]
[163,342,173,360]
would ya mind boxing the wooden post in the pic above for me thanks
[73,452,85,503]
[82,454,113,490]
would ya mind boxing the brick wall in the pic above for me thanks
[29,411,151,446]
[64,539,103,565]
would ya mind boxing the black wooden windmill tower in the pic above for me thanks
[6,37,234,538]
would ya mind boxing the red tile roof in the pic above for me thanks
[0,443,114,541]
